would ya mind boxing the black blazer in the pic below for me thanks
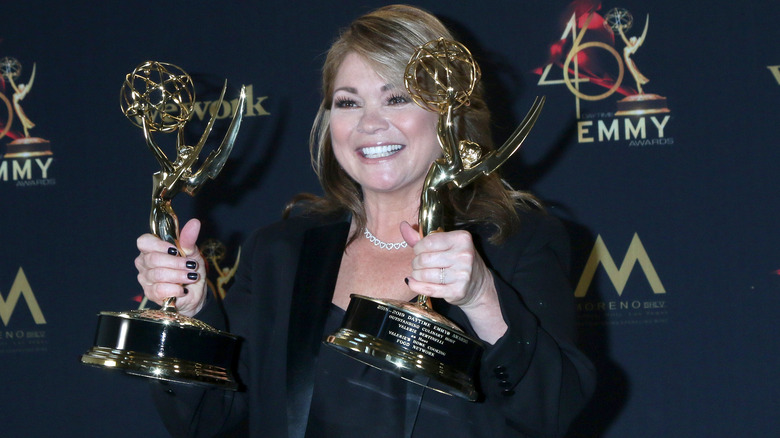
[151,209,595,438]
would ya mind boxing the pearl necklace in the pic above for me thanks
[363,228,408,250]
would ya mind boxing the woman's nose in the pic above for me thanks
[357,108,389,134]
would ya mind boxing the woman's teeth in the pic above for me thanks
[360,144,402,159]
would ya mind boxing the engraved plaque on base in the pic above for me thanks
[327,295,482,400]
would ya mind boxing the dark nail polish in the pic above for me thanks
[185,260,197,269]
[168,247,178,256]
[187,272,199,281]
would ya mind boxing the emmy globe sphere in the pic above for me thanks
[404,38,481,114]
[120,61,195,133]
[0,57,22,81]
[603,8,634,33]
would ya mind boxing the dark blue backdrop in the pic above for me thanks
[1,1,778,436]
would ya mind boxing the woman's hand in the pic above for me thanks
[135,218,208,318]
[400,221,507,343]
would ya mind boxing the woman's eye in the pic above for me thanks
[388,94,409,105]
[334,97,357,108]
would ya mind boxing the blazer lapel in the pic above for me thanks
[286,219,349,438]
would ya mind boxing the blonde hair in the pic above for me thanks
[291,4,539,244]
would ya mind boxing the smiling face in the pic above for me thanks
[329,52,441,198]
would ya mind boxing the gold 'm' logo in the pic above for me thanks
[574,233,665,297]
[768,65,780,85]
[1,267,47,326]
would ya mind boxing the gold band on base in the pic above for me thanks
[614,93,670,116]
[3,138,52,158]
[326,327,478,401]
[81,346,238,390]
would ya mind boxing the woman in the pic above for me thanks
[136,5,594,437]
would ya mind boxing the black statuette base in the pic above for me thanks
[81,312,239,390]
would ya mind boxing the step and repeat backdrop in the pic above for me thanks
[1,0,777,436]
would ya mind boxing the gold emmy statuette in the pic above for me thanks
[201,238,241,300]
[81,61,246,390]
[0,57,52,158]
[325,38,545,401]
[604,10,670,116]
